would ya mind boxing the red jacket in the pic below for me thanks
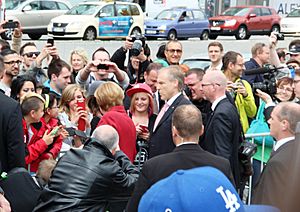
[97,105,137,162]
[23,117,63,172]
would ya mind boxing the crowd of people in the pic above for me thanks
[0,20,300,212]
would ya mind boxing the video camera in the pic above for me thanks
[130,34,147,56]
[244,64,278,95]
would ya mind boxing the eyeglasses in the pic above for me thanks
[23,51,40,57]
[4,60,22,65]
[201,83,220,87]
[278,86,293,93]
[166,49,182,54]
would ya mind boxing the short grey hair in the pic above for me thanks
[159,65,184,90]
[277,102,300,134]
[91,125,119,151]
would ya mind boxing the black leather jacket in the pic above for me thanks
[34,139,139,212]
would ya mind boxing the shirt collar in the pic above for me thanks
[211,95,226,111]
[273,136,295,152]
[208,62,223,71]
[176,141,198,147]
[166,92,181,107]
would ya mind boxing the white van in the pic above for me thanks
[47,1,144,40]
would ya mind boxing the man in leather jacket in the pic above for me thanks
[34,125,139,212]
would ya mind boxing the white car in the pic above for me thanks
[4,0,71,40]
[281,7,300,36]
[47,1,144,40]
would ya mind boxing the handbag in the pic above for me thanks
[246,101,275,147]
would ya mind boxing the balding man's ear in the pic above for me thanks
[199,125,204,137]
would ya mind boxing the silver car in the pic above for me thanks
[3,0,71,40]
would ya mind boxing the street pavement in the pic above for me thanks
[9,35,297,63]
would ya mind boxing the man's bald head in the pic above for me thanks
[92,125,119,151]
[201,71,227,102]
[204,71,227,88]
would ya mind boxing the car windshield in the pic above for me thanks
[155,10,182,20]
[287,8,300,17]
[6,0,27,10]
[221,7,251,16]
[66,4,101,15]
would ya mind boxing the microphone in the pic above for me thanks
[244,67,271,75]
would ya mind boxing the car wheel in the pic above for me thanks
[235,26,248,40]
[271,25,280,34]
[130,27,141,36]
[167,30,177,40]
[0,28,14,40]
[200,30,209,40]
[208,34,218,40]
[83,27,96,40]
[28,34,42,40]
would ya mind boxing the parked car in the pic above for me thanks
[208,6,281,40]
[280,7,300,36]
[47,1,144,40]
[144,7,209,40]
[3,0,71,40]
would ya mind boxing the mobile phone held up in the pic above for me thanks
[140,125,148,133]
[47,37,54,46]
[97,63,109,70]
[77,99,86,131]
[3,21,18,29]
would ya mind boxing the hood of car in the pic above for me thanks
[145,19,176,27]
[281,16,300,24]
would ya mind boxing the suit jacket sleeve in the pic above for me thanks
[213,113,233,160]
[252,159,286,208]
[126,163,152,212]
[7,103,25,170]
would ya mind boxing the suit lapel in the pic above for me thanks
[154,94,183,132]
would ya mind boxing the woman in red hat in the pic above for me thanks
[126,83,157,169]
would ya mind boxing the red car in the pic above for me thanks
[208,6,281,40]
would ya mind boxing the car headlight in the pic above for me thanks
[224,19,236,27]
[158,25,167,30]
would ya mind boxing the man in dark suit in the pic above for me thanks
[0,55,25,173]
[148,65,191,158]
[252,102,300,211]
[126,104,234,212]
[200,70,241,188]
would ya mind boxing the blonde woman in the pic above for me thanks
[69,48,88,80]
[58,84,91,148]
[94,81,137,162]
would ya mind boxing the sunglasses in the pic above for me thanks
[23,51,40,57]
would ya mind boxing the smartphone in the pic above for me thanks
[140,125,148,133]
[77,99,86,131]
[97,63,109,70]
[50,127,59,136]
[47,37,54,46]
[3,21,18,29]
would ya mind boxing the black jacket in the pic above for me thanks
[126,144,234,212]
[148,94,191,158]
[0,92,25,173]
[111,47,151,84]
[34,139,139,212]
[200,98,241,188]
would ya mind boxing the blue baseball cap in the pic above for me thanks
[138,167,280,212]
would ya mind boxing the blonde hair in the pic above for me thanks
[59,84,85,114]
[94,82,124,112]
[129,92,154,116]
[69,48,88,66]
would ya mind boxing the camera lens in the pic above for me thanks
[131,40,143,56]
